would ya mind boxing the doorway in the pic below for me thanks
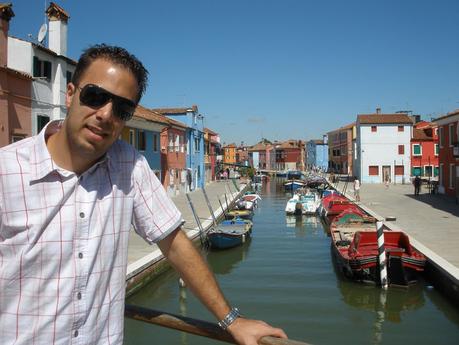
[382,165,391,184]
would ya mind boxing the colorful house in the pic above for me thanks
[223,143,237,165]
[7,2,76,135]
[121,106,168,178]
[274,140,305,171]
[355,111,413,184]
[0,4,33,146]
[434,109,459,197]
[410,121,439,179]
[306,138,328,171]
[153,105,205,191]
[160,116,188,196]
[327,123,354,174]
[204,127,221,183]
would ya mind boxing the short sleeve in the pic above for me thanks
[132,155,184,244]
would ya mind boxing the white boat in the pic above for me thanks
[285,192,320,215]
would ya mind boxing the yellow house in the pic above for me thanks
[223,143,237,165]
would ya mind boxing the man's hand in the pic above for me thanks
[227,317,288,345]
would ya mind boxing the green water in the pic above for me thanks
[124,180,459,345]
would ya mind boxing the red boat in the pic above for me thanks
[321,194,364,226]
[331,228,426,286]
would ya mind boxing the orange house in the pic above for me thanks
[223,143,237,165]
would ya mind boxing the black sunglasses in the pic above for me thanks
[77,84,136,121]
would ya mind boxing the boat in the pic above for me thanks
[225,209,253,220]
[207,219,252,249]
[276,170,288,177]
[321,194,363,226]
[331,228,426,286]
[287,170,303,180]
[285,192,320,215]
[283,179,306,192]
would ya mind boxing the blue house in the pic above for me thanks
[306,138,328,171]
[152,105,205,191]
[123,105,169,179]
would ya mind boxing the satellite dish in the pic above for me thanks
[37,23,47,44]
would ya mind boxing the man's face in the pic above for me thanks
[65,58,138,162]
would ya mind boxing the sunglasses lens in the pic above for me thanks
[113,100,135,121]
[80,84,111,107]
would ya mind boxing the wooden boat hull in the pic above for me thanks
[208,223,252,249]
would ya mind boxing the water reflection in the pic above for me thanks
[205,238,252,275]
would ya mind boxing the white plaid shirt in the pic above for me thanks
[0,121,183,345]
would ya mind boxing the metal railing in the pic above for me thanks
[125,304,311,345]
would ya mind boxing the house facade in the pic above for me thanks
[204,127,220,183]
[274,139,305,171]
[223,143,237,165]
[434,110,459,197]
[153,105,205,191]
[7,2,75,136]
[355,112,413,184]
[327,123,354,174]
[410,121,439,179]
[306,139,329,171]
[0,4,33,146]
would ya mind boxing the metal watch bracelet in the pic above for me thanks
[217,307,241,330]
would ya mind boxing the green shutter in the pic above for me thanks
[44,61,52,81]
[33,56,40,77]
[413,144,421,155]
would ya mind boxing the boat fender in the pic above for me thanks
[242,234,246,243]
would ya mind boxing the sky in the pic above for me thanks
[8,0,459,145]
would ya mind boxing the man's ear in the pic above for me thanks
[66,82,76,108]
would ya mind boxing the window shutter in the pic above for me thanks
[33,56,40,77]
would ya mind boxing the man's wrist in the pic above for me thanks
[217,307,241,330]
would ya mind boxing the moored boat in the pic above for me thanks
[285,192,320,215]
[207,220,252,249]
[283,179,306,192]
[225,209,253,220]
[331,229,426,286]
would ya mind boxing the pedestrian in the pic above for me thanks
[0,44,287,345]
[414,175,422,196]
[353,176,361,202]
[384,173,390,189]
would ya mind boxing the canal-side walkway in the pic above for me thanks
[125,179,246,292]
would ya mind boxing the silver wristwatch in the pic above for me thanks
[217,307,241,330]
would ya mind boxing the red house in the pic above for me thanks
[274,140,305,171]
[410,121,439,179]
[434,110,459,198]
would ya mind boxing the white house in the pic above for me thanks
[355,112,413,184]
[7,2,75,135]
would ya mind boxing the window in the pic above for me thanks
[175,135,180,152]
[395,165,404,175]
[398,126,404,132]
[153,134,158,152]
[33,56,52,81]
[137,130,146,151]
[412,166,423,176]
[168,133,173,152]
[369,166,379,175]
[424,166,433,177]
[449,124,455,147]
[37,114,50,133]
[129,129,135,146]
[398,145,405,155]
[439,127,444,148]
[435,144,439,156]
[194,137,200,152]
[434,166,439,177]
[412,144,422,156]
[371,126,377,132]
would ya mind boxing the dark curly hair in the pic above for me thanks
[72,44,148,103]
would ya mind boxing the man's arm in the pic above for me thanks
[157,228,287,345]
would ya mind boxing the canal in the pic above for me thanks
[124,179,459,345]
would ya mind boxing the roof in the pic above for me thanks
[46,2,70,22]
[0,65,33,79]
[357,114,413,125]
[248,142,268,151]
[327,122,355,135]
[133,105,169,125]
[309,139,324,145]
[0,3,14,21]
[152,105,198,115]
[433,109,459,122]
[203,127,217,135]
[223,143,236,148]
[277,140,303,149]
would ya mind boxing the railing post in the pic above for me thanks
[376,221,388,289]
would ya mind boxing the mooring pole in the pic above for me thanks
[376,221,388,289]
[185,193,207,247]
[202,187,218,227]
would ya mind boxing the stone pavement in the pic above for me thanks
[335,181,459,278]
[126,179,245,279]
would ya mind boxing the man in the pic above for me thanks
[353,177,360,202]
[0,45,287,345]
[414,175,422,196]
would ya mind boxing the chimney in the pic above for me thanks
[376,107,381,114]
[46,2,69,56]
[0,3,15,66]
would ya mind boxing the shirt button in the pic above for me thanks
[74,330,79,337]
[79,212,85,218]
[77,292,82,300]
[78,253,83,259]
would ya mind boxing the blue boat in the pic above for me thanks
[287,170,303,179]
[283,179,306,192]
[208,219,252,249]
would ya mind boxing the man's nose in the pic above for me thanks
[95,101,115,121]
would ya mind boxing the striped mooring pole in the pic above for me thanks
[376,221,388,289]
